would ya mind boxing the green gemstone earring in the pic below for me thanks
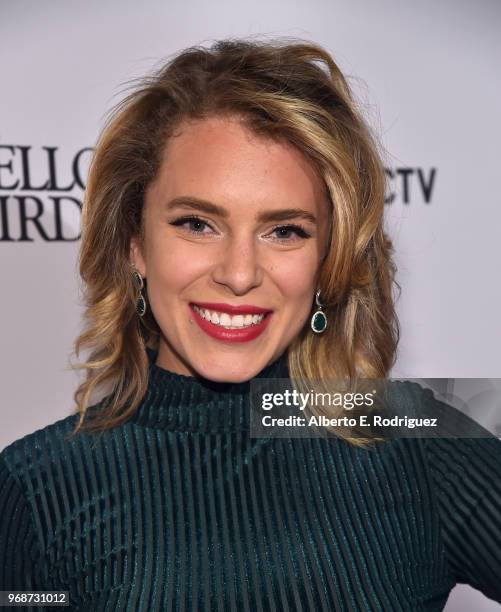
[310,289,327,334]
[131,268,147,317]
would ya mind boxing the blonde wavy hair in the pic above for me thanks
[70,37,400,446]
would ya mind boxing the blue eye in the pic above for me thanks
[169,215,213,234]
[270,225,311,242]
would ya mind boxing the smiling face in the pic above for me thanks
[130,115,331,381]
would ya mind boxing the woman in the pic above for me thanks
[1,38,500,611]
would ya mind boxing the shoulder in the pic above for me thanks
[384,379,500,438]
[0,404,132,552]
[1,413,80,477]
[358,379,501,493]
[0,402,119,489]
[0,414,83,565]
[381,380,501,525]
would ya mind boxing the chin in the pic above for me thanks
[196,359,260,384]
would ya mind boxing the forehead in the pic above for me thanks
[151,115,330,217]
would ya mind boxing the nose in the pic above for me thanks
[211,231,264,296]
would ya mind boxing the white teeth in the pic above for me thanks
[193,305,266,328]
[219,313,232,326]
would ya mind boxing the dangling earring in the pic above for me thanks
[131,267,147,317]
[310,289,327,333]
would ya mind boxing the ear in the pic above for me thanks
[129,235,147,277]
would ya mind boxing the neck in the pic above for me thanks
[126,347,290,433]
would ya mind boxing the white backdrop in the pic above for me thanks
[1,1,500,609]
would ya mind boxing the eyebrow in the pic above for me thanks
[165,196,318,225]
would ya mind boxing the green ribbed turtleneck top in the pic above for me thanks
[1,350,501,611]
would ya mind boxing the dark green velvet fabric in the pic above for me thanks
[1,351,501,610]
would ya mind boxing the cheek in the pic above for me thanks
[270,251,318,303]
[145,238,211,300]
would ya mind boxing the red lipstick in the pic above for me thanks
[189,303,273,343]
